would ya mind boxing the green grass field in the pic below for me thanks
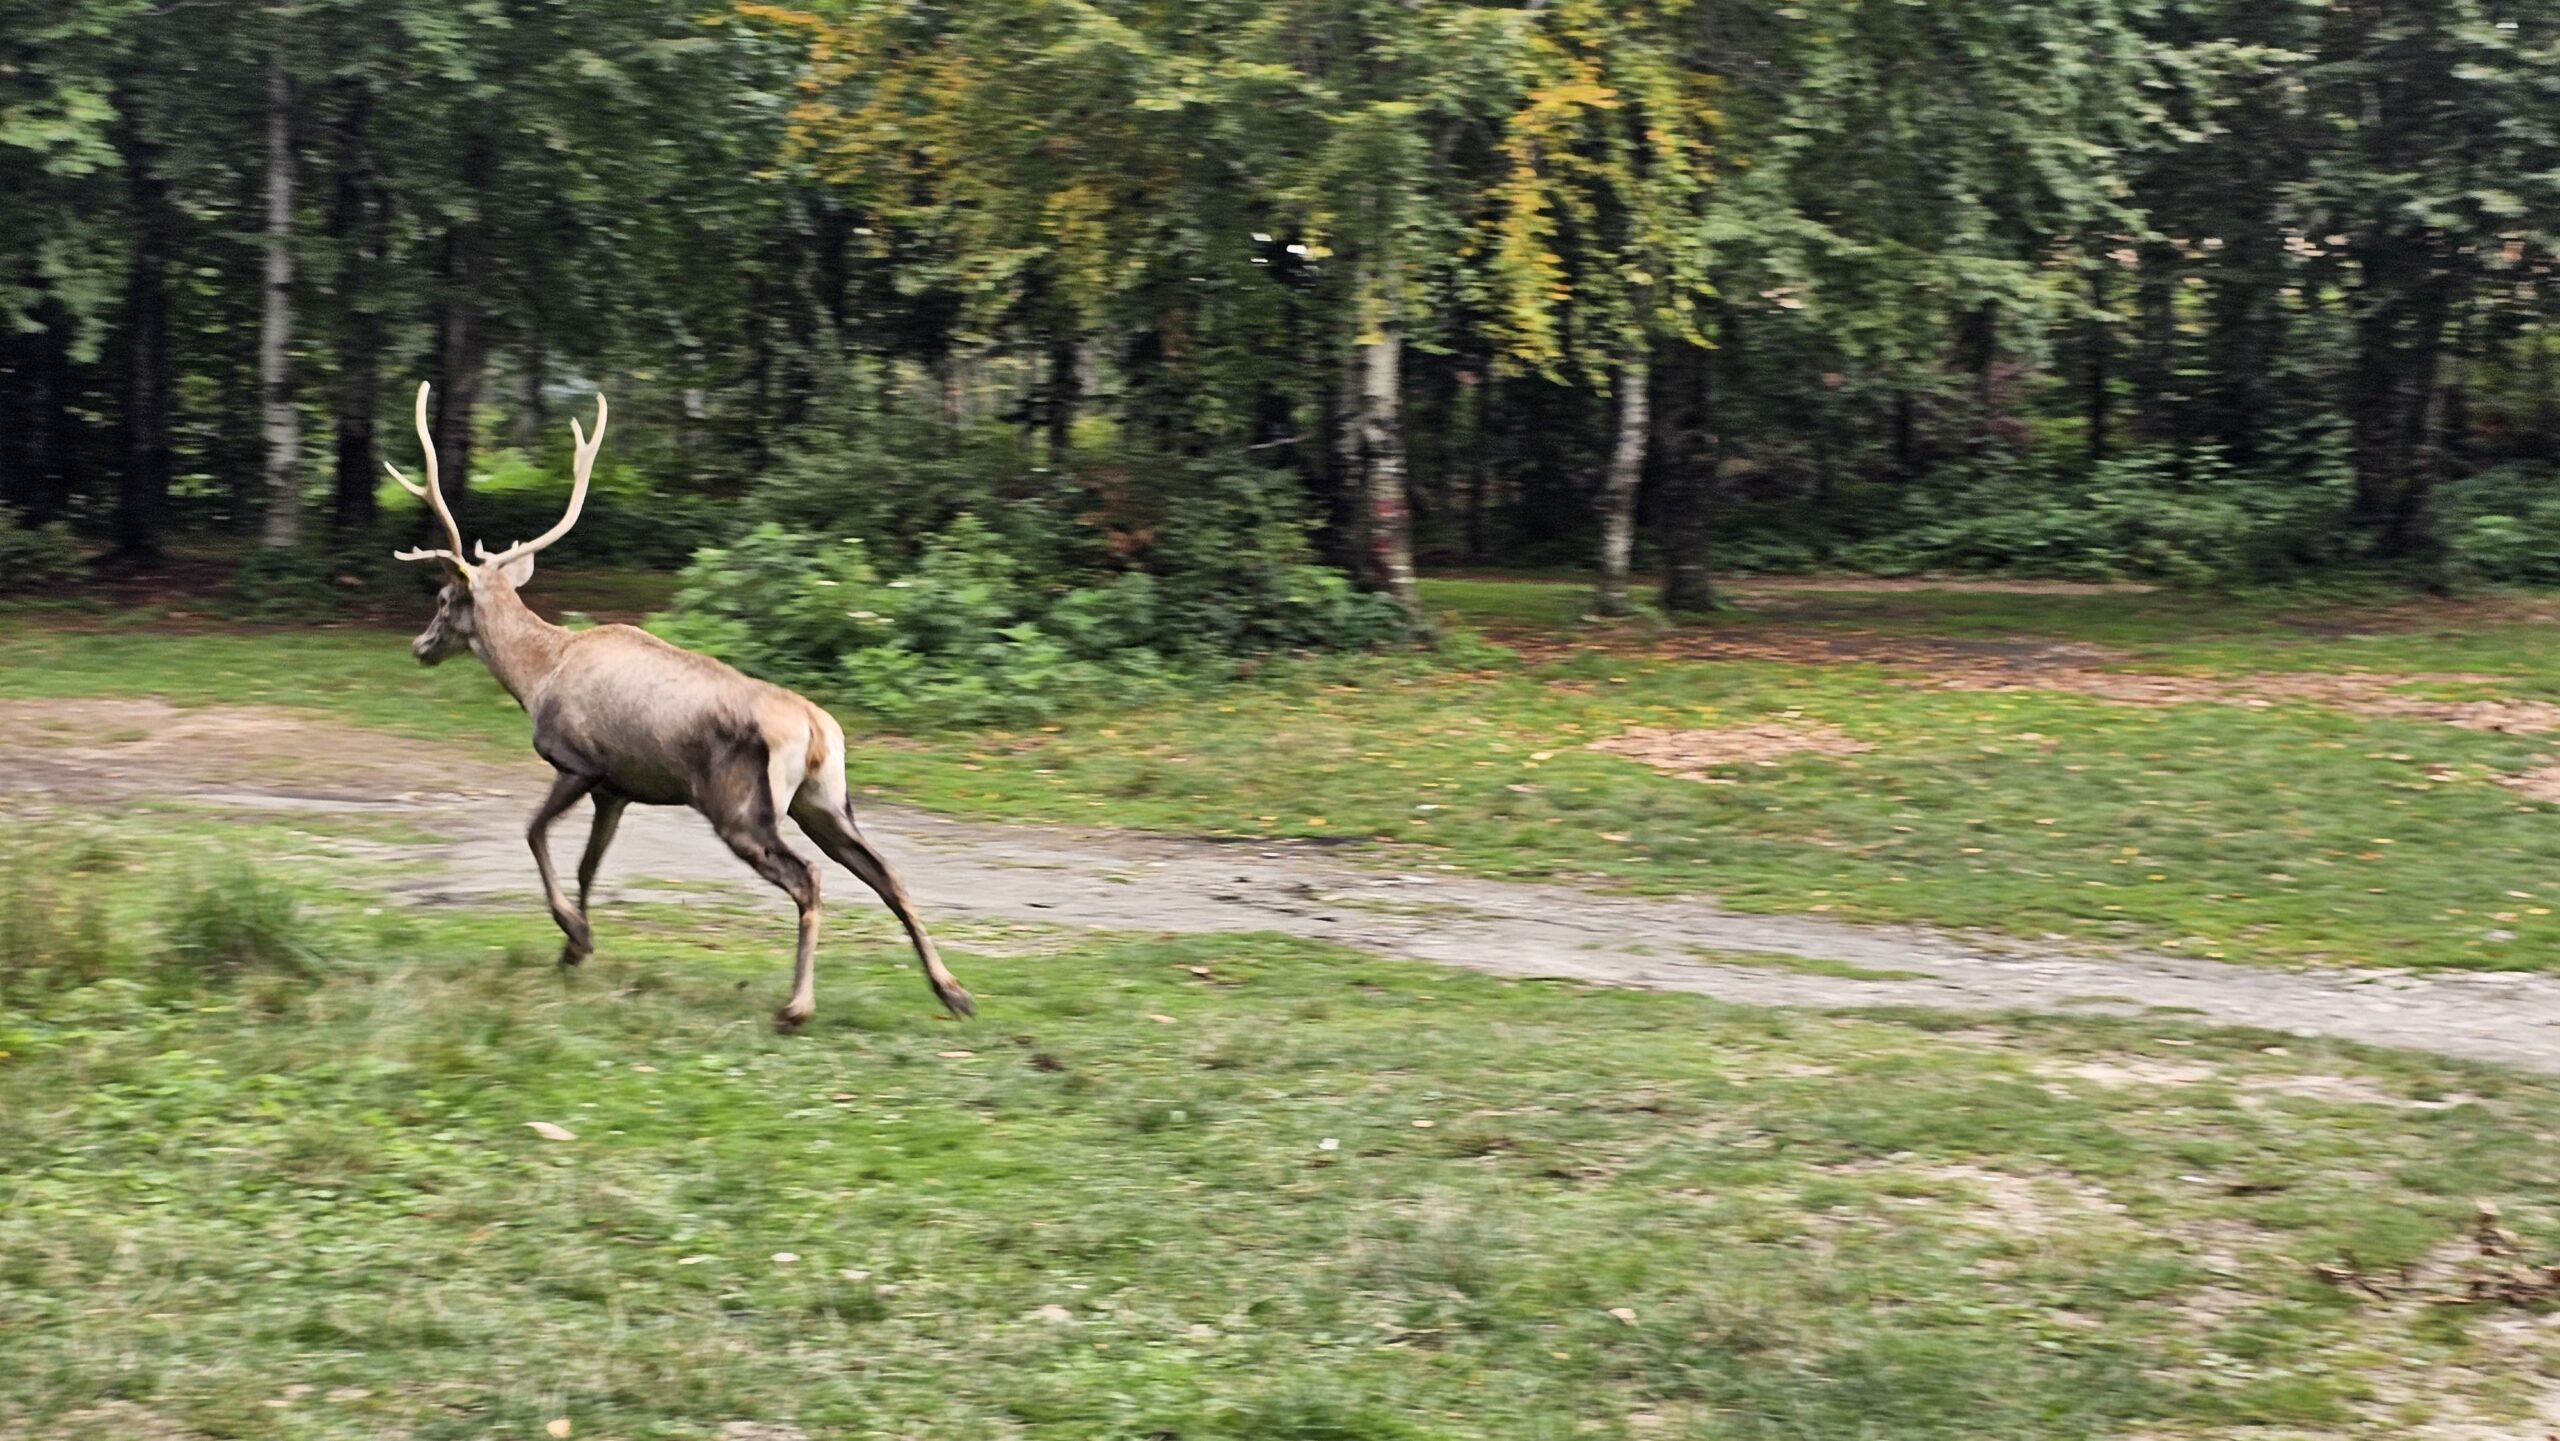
[12,577,2560,1436]
[10,578,2560,971]
[6,831,2560,1440]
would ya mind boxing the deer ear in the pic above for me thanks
[495,551,536,589]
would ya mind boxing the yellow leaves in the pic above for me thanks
[1525,80,1623,115]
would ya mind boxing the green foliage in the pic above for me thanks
[658,492,1405,728]
[2443,467,2560,585]
[161,864,314,979]
[0,507,86,593]
[0,852,117,1000]
[1842,446,2356,585]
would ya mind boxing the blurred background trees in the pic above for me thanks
[5,0,2559,632]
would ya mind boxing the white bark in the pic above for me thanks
[257,60,301,549]
[1351,261,1419,615]
[1594,354,1651,617]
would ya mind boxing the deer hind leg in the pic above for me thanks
[528,769,601,963]
[700,733,824,1032]
[559,789,629,966]
[792,796,975,1019]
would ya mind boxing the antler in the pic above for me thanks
[387,381,469,567]
[480,394,607,571]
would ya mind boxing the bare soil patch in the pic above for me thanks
[1586,722,1873,781]
[2495,765,2560,804]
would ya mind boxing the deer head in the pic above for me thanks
[387,380,606,666]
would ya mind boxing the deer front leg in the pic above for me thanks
[527,769,600,963]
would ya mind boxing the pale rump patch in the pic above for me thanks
[1588,722,1873,781]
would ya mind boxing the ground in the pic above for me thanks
[12,576,2560,1438]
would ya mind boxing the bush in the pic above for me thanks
[0,858,116,1000]
[162,865,316,979]
[2442,464,2560,584]
[0,506,87,593]
[1842,442,2356,585]
[657,483,1407,729]
[379,448,725,570]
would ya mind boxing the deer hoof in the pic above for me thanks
[774,998,815,1034]
[937,982,978,1020]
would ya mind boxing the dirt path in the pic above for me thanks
[13,698,2560,1073]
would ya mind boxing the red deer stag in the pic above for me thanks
[388,381,973,1030]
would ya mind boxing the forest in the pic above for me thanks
[5,1,2559,662]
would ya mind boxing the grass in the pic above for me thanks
[1685,947,1933,983]
[12,580,2560,970]
[8,832,2560,1438]
[16,579,2560,1434]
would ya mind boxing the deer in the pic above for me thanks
[386,380,974,1031]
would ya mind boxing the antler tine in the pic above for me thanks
[389,380,469,566]
[484,393,607,570]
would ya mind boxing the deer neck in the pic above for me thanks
[468,583,569,706]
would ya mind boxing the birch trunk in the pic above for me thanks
[257,60,301,549]
[1593,353,1651,617]
[1350,264,1418,615]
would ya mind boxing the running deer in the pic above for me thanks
[388,381,973,1030]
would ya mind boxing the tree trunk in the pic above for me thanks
[2133,242,2178,444]
[516,330,548,450]
[1661,341,1716,615]
[1960,302,1999,443]
[1046,330,1078,458]
[2085,262,2111,464]
[3,298,78,523]
[1593,351,1652,617]
[431,139,495,536]
[328,82,384,533]
[258,61,302,549]
[115,117,175,565]
[1349,265,1419,615]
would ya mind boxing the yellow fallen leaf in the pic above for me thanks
[547,1421,572,1439]
[526,1121,577,1142]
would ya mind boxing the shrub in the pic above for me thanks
[2442,464,2560,584]
[0,506,87,593]
[1843,442,2355,585]
[378,449,725,570]
[162,865,316,979]
[0,859,116,1000]
[657,449,1411,728]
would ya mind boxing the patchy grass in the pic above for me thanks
[8,831,2560,1439]
[1684,947,1932,983]
[12,582,2560,970]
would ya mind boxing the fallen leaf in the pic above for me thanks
[547,1421,573,1439]
[937,1050,976,1059]
[772,1252,800,1264]
[1147,1013,1177,1025]
[1035,1304,1076,1324]
[677,1255,714,1266]
[1608,1307,1639,1325]
[526,1121,577,1142]
[1318,1137,1340,1151]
